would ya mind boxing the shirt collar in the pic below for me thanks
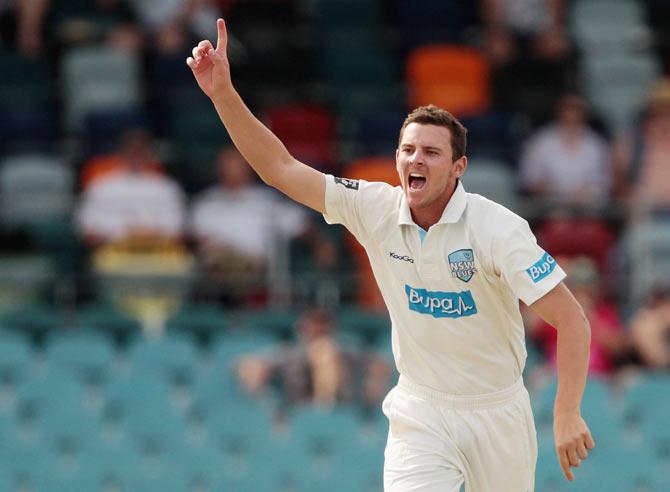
[398,179,467,226]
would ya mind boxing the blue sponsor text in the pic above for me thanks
[526,252,557,283]
[405,285,477,319]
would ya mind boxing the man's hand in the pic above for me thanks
[553,411,596,481]
[186,18,232,100]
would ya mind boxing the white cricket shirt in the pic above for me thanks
[323,175,566,395]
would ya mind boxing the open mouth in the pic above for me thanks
[408,173,427,190]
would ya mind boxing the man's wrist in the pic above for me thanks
[210,85,236,105]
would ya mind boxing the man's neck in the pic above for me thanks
[410,183,457,231]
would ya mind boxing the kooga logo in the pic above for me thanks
[405,285,477,319]
[390,251,414,263]
[526,252,557,283]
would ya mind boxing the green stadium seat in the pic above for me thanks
[0,330,32,384]
[76,303,141,345]
[34,465,101,492]
[207,399,275,456]
[461,159,519,212]
[0,154,74,227]
[168,440,226,490]
[17,371,85,418]
[338,307,390,346]
[46,330,114,383]
[166,304,229,344]
[40,398,99,459]
[125,468,187,492]
[0,52,51,105]
[61,45,142,131]
[128,332,199,383]
[307,0,382,28]
[211,331,278,370]
[85,440,142,490]
[289,406,361,457]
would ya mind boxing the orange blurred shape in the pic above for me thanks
[343,156,400,309]
[344,156,400,186]
[406,45,491,117]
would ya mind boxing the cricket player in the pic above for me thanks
[187,19,595,491]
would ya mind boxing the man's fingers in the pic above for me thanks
[585,432,596,449]
[558,447,574,481]
[198,39,213,51]
[567,446,581,467]
[192,46,202,60]
[577,440,589,460]
[215,18,227,53]
[186,57,196,70]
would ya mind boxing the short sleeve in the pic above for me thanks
[323,174,394,243]
[492,216,566,306]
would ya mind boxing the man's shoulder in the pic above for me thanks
[464,192,526,234]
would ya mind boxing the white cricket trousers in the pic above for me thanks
[383,375,537,492]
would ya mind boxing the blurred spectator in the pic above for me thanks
[482,0,576,125]
[76,128,186,246]
[237,308,391,414]
[127,0,220,54]
[80,127,165,189]
[527,256,631,376]
[49,0,143,52]
[630,286,670,369]
[613,77,670,215]
[189,146,336,303]
[0,0,51,56]
[482,0,570,65]
[519,94,611,205]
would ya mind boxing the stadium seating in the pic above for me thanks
[461,159,519,212]
[406,45,491,117]
[61,46,142,132]
[265,104,337,170]
[583,54,662,132]
[0,154,74,227]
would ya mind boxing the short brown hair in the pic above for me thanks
[398,105,468,160]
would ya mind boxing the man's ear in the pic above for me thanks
[454,156,468,178]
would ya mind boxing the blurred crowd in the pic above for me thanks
[0,0,669,408]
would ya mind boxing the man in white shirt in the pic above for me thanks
[186,19,594,491]
[520,94,611,204]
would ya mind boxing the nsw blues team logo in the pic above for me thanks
[448,249,477,282]
[405,285,477,319]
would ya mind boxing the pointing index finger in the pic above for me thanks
[216,18,227,53]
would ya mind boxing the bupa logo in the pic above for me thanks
[448,249,477,282]
[389,251,414,263]
[405,285,478,319]
[526,252,557,283]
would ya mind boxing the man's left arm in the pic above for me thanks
[530,282,596,482]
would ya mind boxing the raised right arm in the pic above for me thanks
[186,19,325,213]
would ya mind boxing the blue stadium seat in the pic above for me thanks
[76,303,141,343]
[128,332,199,383]
[17,372,85,420]
[0,104,57,155]
[61,46,142,131]
[289,406,361,457]
[166,303,229,343]
[461,159,519,212]
[207,399,275,456]
[0,154,73,227]
[210,331,278,371]
[0,330,32,385]
[46,330,115,383]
